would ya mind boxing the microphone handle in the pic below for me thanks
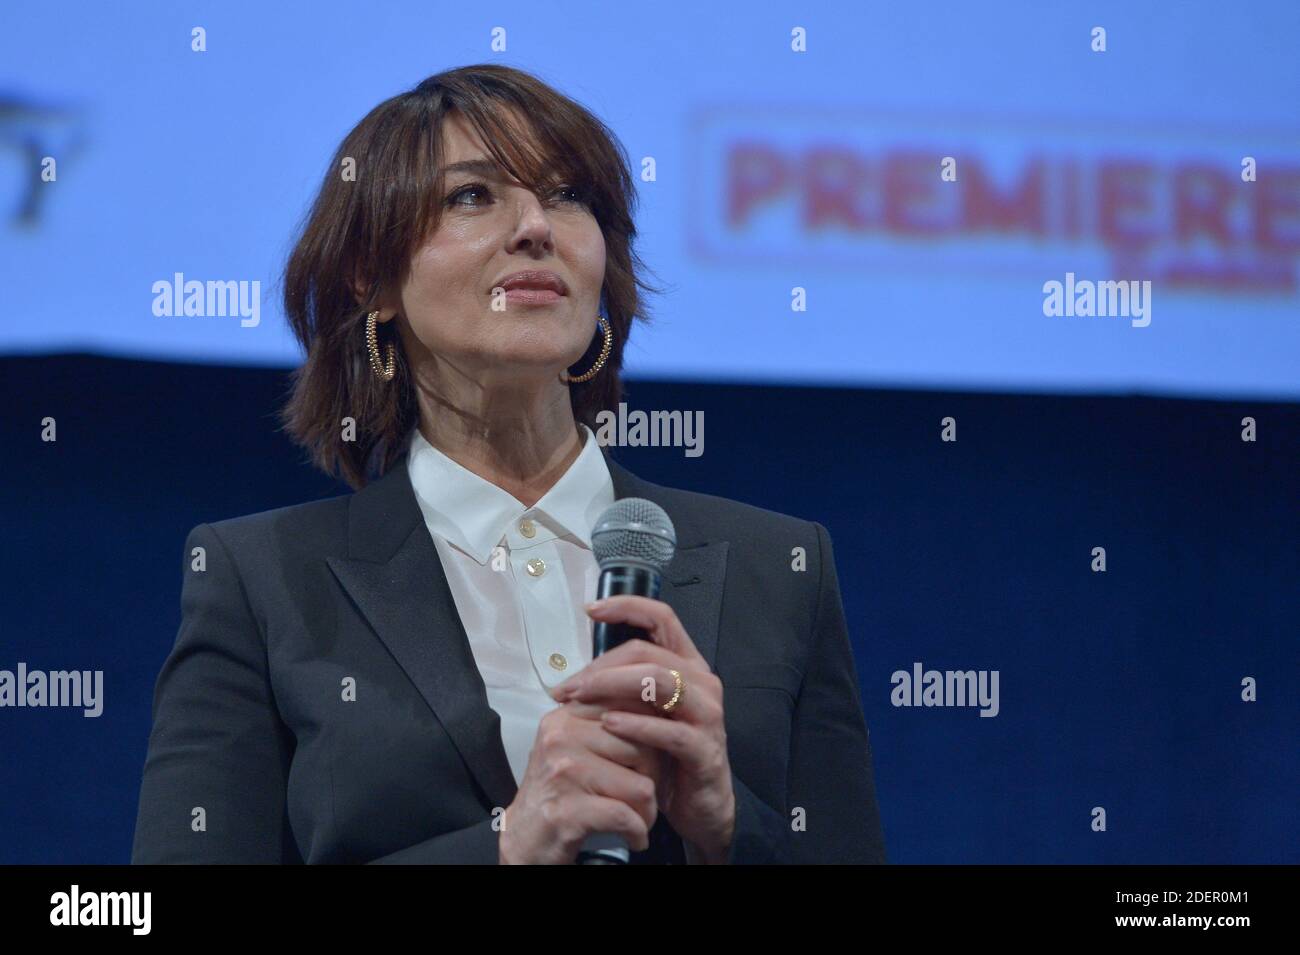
[576,564,661,865]
[592,565,661,654]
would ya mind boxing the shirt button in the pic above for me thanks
[525,557,546,577]
[519,517,536,538]
[548,652,567,671]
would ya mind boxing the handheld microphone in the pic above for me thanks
[576,497,677,865]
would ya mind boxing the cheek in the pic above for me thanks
[568,221,607,288]
[402,237,488,311]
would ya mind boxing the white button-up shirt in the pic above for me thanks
[406,423,614,786]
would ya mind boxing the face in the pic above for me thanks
[391,109,607,389]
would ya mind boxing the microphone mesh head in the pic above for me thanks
[591,498,677,572]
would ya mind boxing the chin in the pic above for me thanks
[495,329,582,361]
[483,351,572,378]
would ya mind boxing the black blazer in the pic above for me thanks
[130,446,887,864]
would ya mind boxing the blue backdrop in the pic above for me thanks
[2,0,1299,397]
[2,355,1296,863]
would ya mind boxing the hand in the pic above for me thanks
[499,700,665,864]
[550,595,736,863]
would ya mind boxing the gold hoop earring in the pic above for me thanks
[366,310,395,382]
[560,315,612,384]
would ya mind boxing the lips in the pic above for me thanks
[502,288,563,305]
[494,270,568,296]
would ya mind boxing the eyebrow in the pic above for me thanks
[441,158,510,180]
[440,157,573,189]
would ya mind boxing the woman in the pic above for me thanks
[130,64,886,864]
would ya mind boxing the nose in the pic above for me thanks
[505,190,554,255]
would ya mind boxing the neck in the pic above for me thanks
[412,372,583,508]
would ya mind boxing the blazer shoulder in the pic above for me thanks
[633,475,821,540]
[191,491,352,557]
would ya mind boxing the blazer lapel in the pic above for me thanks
[326,444,729,820]
[326,455,520,813]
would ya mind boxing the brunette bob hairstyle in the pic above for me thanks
[278,64,664,490]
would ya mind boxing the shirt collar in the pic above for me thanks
[406,422,614,565]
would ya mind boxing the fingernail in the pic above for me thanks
[585,599,606,612]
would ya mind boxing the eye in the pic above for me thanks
[446,182,492,206]
[446,181,588,209]
[551,184,590,206]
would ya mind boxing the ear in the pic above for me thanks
[353,283,397,328]
[352,274,399,323]
[350,269,370,310]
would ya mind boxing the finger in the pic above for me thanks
[575,795,653,853]
[598,710,711,771]
[555,637,708,689]
[555,703,668,785]
[562,663,706,722]
[551,641,695,700]
[562,702,665,770]
[584,595,707,665]
[558,754,659,831]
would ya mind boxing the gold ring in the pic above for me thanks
[658,669,686,714]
